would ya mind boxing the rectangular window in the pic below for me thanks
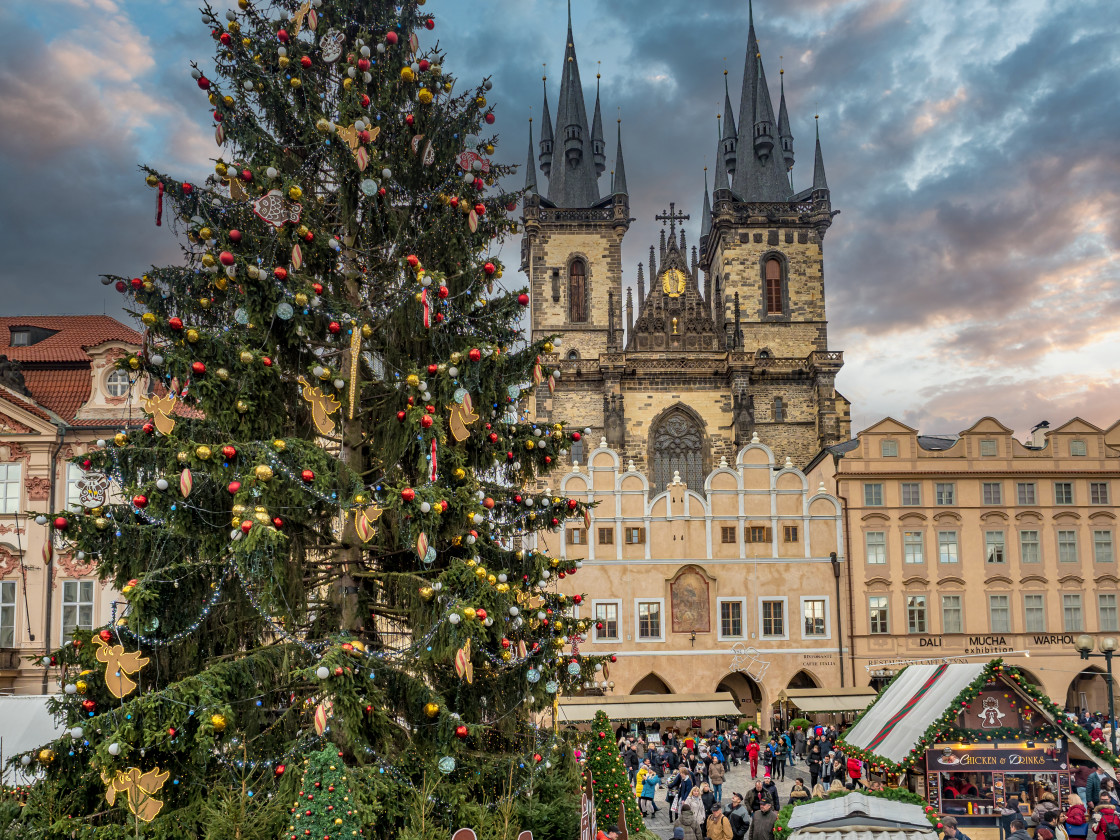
[1091,482,1110,505]
[869,596,889,635]
[625,527,645,545]
[803,599,826,637]
[938,531,959,564]
[865,531,887,565]
[904,531,925,564]
[747,526,771,543]
[765,259,783,315]
[941,595,962,634]
[864,483,884,507]
[637,601,662,640]
[985,531,1006,564]
[1024,594,1046,633]
[65,463,85,509]
[593,602,619,641]
[566,528,586,545]
[1100,594,1119,633]
[598,527,614,545]
[61,580,95,639]
[901,482,922,506]
[1063,594,1084,632]
[783,525,799,543]
[907,595,928,634]
[1094,531,1114,563]
[1054,482,1074,505]
[982,482,1002,505]
[1071,440,1088,456]
[720,600,744,639]
[935,483,956,505]
[1058,530,1078,563]
[979,439,998,456]
[0,581,15,647]
[0,463,21,514]
[989,595,1010,633]
[881,439,899,457]
[761,599,785,638]
[1017,483,1037,506]
[721,526,737,544]
[9,330,30,347]
[1020,530,1041,563]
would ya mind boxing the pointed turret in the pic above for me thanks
[547,1,601,207]
[778,71,794,173]
[722,71,738,179]
[812,119,829,193]
[613,119,628,197]
[701,168,712,237]
[735,0,761,170]
[591,75,606,177]
[714,134,731,193]
[524,118,538,194]
[753,60,776,163]
[637,262,646,313]
[539,76,553,178]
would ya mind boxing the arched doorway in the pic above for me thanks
[631,672,673,695]
[1067,666,1110,716]
[717,672,763,725]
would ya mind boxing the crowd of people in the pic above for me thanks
[610,724,882,840]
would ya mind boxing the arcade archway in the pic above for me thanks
[631,672,674,695]
[1066,665,1110,716]
[717,672,764,724]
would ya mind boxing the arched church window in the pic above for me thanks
[773,397,785,422]
[569,259,588,323]
[765,258,783,315]
[567,349,580,360]
[570,436,583,465]
[650,409,706,492]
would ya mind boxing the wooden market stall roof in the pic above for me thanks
[558,692,742,723]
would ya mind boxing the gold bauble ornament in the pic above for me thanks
[555,620,564,631]
[128,356,140,370]
[501,650,512,662]
[199,297,211,309]
[210,713,228,732]
[278,56,290,68]
[195,445,212,460]
[418,88,433,105]
[549,557,560,568]
[496,582,509,593]
[423,702,440,718]
[216,367,230,381]
[474,567,486,579]
[353,494,367,505]
[290,78,301,89]
[222,95,234,106]
[361,324,372,338]
[296,224,309,238]
[316,119,331,133]
[213,276,228,291]
[343,77,353,90]
[232,504,246,516]
[418,586,434,601]
[453,468,466,480]
[543,342,554,353]
[177,451,189,464]
[239,351,254,364]
[288,186,302,201]
[186,329,200,343]
[272,439,286,451]
[93,515,109,531]
[199,227,212,240]
[463,607,477,621]
[406,374,420,387]
[75,679,88,693]
[38,749,54,764]
[227,21,239,33]
[145,174,159,187]
[577,620,588,632]
[400,67,415,82]
[294,292,309,306]
[254,465,274,481]
[254,510,270,524]
[201,253,216,267]
[525,440,535,450]
[113,433,128,446]
[552,637,565,649]
[465,558,477,568]
[141,313,156,326]
[487,574,497,585]
[214,162,227,176]
[485,143,495,155]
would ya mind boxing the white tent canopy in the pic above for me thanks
[0,695,66,784]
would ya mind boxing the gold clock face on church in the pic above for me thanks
[662,268,687,297]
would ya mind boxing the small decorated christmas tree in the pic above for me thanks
[584,710,641,832]
[288,746,362,840]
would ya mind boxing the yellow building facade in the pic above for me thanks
[806,416,1120,713]
[540,436,848,724]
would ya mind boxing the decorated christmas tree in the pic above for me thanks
[11,0,600,836]
[584,710,641,833]
[289,746,362,840]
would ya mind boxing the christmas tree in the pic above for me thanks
[288,746,362,840]
[584,710,641,832]
[12,0,600,836]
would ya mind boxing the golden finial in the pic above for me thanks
[780,55,784,75]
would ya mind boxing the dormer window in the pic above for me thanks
[106,370,130,398]
[9,330,30,347]
[6,325,59,347]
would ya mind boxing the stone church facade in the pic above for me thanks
[521,4,850,477]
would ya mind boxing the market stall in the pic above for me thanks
[556,691,742,736]
[839,661,1118,840]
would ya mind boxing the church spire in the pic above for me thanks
[721,70,738,179]
[701,168,712,237]
[613,118,628,196]
[714,113,731,193]
[753,60,776,163]
[547,1,600,207]
[592,71,606,177]
[539,74,553,178]
[778,68,795,174]
[812,117,829,193]
[524,118,538,194]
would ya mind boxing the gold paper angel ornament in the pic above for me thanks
[103,766,170,822]
[297,376,341,435]
[141,393,177,436]
[93,634,149,699]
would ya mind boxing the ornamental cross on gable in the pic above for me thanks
[655,203,690,238]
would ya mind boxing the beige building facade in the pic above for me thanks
[0,316,144,693]
[541,437,849,724]
[806,416,1120,714]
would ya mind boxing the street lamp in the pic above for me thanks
[1074,634,1118,754]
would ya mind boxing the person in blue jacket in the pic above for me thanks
[640,766,663,818]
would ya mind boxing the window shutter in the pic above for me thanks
[765,527,773,541]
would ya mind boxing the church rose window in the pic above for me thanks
[568,259,588,323]
[765,258,783,315]
[651,410,705,491]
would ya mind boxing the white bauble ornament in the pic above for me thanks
[315,666,330,679]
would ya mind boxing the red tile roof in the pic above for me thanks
[0,316,142,363]
[0,385,54,423]
[22,369,91,422]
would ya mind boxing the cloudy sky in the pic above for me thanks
[2,0,1118,439]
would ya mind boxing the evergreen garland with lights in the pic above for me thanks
[9,0,602,836]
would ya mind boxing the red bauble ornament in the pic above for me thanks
[405,114,415,126]
[419,59,430,71]
[401,488,415,502]
[130,277,143,289]
[192,361,206,375]
[273,517,284,528]
[53,516,69,530]
[437,285,449,299]
[518,293,529,306]
[229,229,242,242]
[360,94,370,107]
[277,28,289,42]
[568,499,578,509]
[440,500,448,512]
[301,469,315,483]
[573,594,582,604]
[425,405,436,414]
[476,608,487,621]
[197,77,211,90]
[99,629,113,642]
[407,254,419,267]
[81,459,91,470]
[385,31,398,45]
[300,56,312,68]
[357,58,370,72]
[572,431,581,441]
[168,727,177,738]
[420,415,433,428]
[483,262,496,275]
[485,113,495,124]
[397,411,407,422]
[312,282,324,294]
[610,655,617,663]
[240,169,252,181]
[142,422,155,435]
[262,356,272,366]
[533,753,542,762]
[475,203,486,216]
[274,267,288,280]
[132,495,148,508]
[82,699,96,712]
[501,638,510,648]
[488,433,498,443]
[115,279,127,293]
[228,481,242,494]
[328,321,341,334]
[507,201,518,212]
[469,348,482,362]
[450,196,459,207]
[222,445,237,459]
[455,725,469,739]
[219,251,235,266]
[425,18,435,29]
[168,317,183,331]
[241,520,253,533]
[483,497,494,509]
[276,764,286,776]
[427,364,438,375]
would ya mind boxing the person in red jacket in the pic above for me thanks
[748,740,760,780]
[846,756,863,789]
[1095,799,1120,840]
